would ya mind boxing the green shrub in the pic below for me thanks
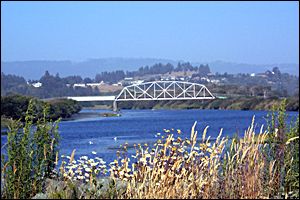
[1,99,61,199]
[264,98,299,197]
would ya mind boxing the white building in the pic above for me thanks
[131,80,144,85]
[211,79,220,84]
[32,82,42,88]
[112,82,123,86]
[117,81,123,86]
[73,83,87,88]
[86,83,102,87]
[201,77,210,82]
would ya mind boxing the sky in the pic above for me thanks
[1,1,299,64]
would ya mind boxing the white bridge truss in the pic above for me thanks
[115,81,215,101]
[66,81,215,111]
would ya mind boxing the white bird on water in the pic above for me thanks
[89,141,93,145]
[114,137,117,142]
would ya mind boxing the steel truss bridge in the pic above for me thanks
[67,81,215,111]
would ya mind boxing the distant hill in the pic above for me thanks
[1,58,179,80]
[1,57,298,80]
[205,60,299,75]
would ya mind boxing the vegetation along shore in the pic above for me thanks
[1,94,82,129]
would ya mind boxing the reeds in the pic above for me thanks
[108,117,294,199]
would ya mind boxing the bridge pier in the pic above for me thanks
[113,101,118,112]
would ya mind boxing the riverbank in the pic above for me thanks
[117,96,299,111]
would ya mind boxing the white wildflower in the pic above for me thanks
[80,156,88,160]
[85,167,91,172]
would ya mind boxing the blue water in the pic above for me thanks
[1,109,299,164]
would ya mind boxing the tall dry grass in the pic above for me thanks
[109,117,281,199]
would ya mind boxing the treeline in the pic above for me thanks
[1,94,82,124]
[127,62,210,77]
[94,62,210,83]
[1,72,100,98]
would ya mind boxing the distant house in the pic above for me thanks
[256,73,267,78]
[122,78,144,86]
[201,77,210,82]
[86,83,102,87]
[264,70,275,77]
[161,78,170,81]
[122,77,134,86]
[32,82,42,88]
[131,80,144,85]
[211,79,220,84]
[112,82,123,86]
[73,83,87,88]
[117,81,123,86]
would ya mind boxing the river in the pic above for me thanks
[1,109,299,164]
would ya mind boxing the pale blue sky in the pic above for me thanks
[1,1,299,64]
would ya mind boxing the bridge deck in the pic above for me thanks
[67,96,116,101]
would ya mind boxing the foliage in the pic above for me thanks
[1,94,36,120]
[47,98,82,120]
[1,72,28,95]
[1,94,82,123]
[264,98,299,197]
[285,116,299,198]
[95,70,125,83]
[1,72,99,98]
[1,100,61,199]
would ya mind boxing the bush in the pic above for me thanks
[1,100,61,199]
[1,94,82,122]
